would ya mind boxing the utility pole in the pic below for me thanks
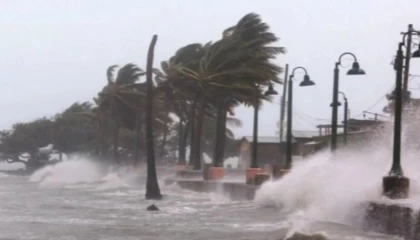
[279,64,289,143]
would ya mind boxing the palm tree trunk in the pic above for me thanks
[158,113,169,161]
[188,100,196,165]
[218,108,228,165]
[99,115,105,158]
[93,119,100,157]
[95,132,100,157]
[213,103,224,167]
[177,119,186,164]
[145,34,162,200]
[193,96,206,170]
[134,111,141,167]
[179,119,190,164]
[113,120,120,164]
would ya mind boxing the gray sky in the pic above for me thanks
[1,0,419,138]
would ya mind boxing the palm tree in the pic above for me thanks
[153,43,211,166]
[97,63,145,164]
[213,13,285,166]
[175,13,285,169]
[145,35,162,200]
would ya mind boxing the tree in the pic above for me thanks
[164,115,241,161]
[52,102,96,158]
[153,43,211,166]
[145,35,162,200]
[175,13,284,168]
[96,64,146,164]
[0,118,55,170]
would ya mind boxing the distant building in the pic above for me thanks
[236,117,393,170]
[237,130,320,169]
[315,118,390,148]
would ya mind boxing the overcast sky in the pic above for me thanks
[1,0,420,138]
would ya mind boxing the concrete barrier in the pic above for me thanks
[164,178,257,200]
[364,201,418,239]
[254,173,270,186]
[176,168,245,178]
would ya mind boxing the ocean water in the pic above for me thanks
[0,157,403,240]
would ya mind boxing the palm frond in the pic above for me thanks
[226,117,242,127]
[106,65,119,83]
[115,63,144,85]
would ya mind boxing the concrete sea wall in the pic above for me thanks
[364,201,420,240]
[164,179,257,201]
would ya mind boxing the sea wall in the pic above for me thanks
[164,179,257,201]
[364,201,420,240]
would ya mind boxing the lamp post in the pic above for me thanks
[338,92,348,145]
[246,84,278,184]
[383,29,420,199]
[272,64,289,179]
[284,67,315,170]
[402,24,420,91]
[383,42,408,199]
[330,53,366,152]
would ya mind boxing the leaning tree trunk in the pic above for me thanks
[133,111,142,168]
[145,34,162,200]
[188,100,196,166]
[193,96,206,170]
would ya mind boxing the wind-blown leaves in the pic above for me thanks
[0,12,286,169]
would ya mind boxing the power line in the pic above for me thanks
[352,83,396,118]
[272,99,330,121]
[352,75,419,118]
[353,96,387,118]
[293,111,317,129]
[272,82,396,122]
[294,107,330,121]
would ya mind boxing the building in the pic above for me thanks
[237,130,319,169]
[315,118,390,148]
[236,117,392,170]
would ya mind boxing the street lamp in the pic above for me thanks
[338,92,348,145]
[247,84,277,184]
[401,24,420,91]
[382,25,420,198]
[250,84,278,168]
[412,44,420,58]
[284,67,315,170]
[383,42,409,199]
[330,53,365,152]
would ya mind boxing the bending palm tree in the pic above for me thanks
[176,13,284,170]
[97,64,145,164]
[145,34,162,200]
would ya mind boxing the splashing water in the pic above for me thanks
[29,159,106,188]
[255,142,420,232]
[0,172,9,178]
[95,172,130,190]
[254,114,420,239]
